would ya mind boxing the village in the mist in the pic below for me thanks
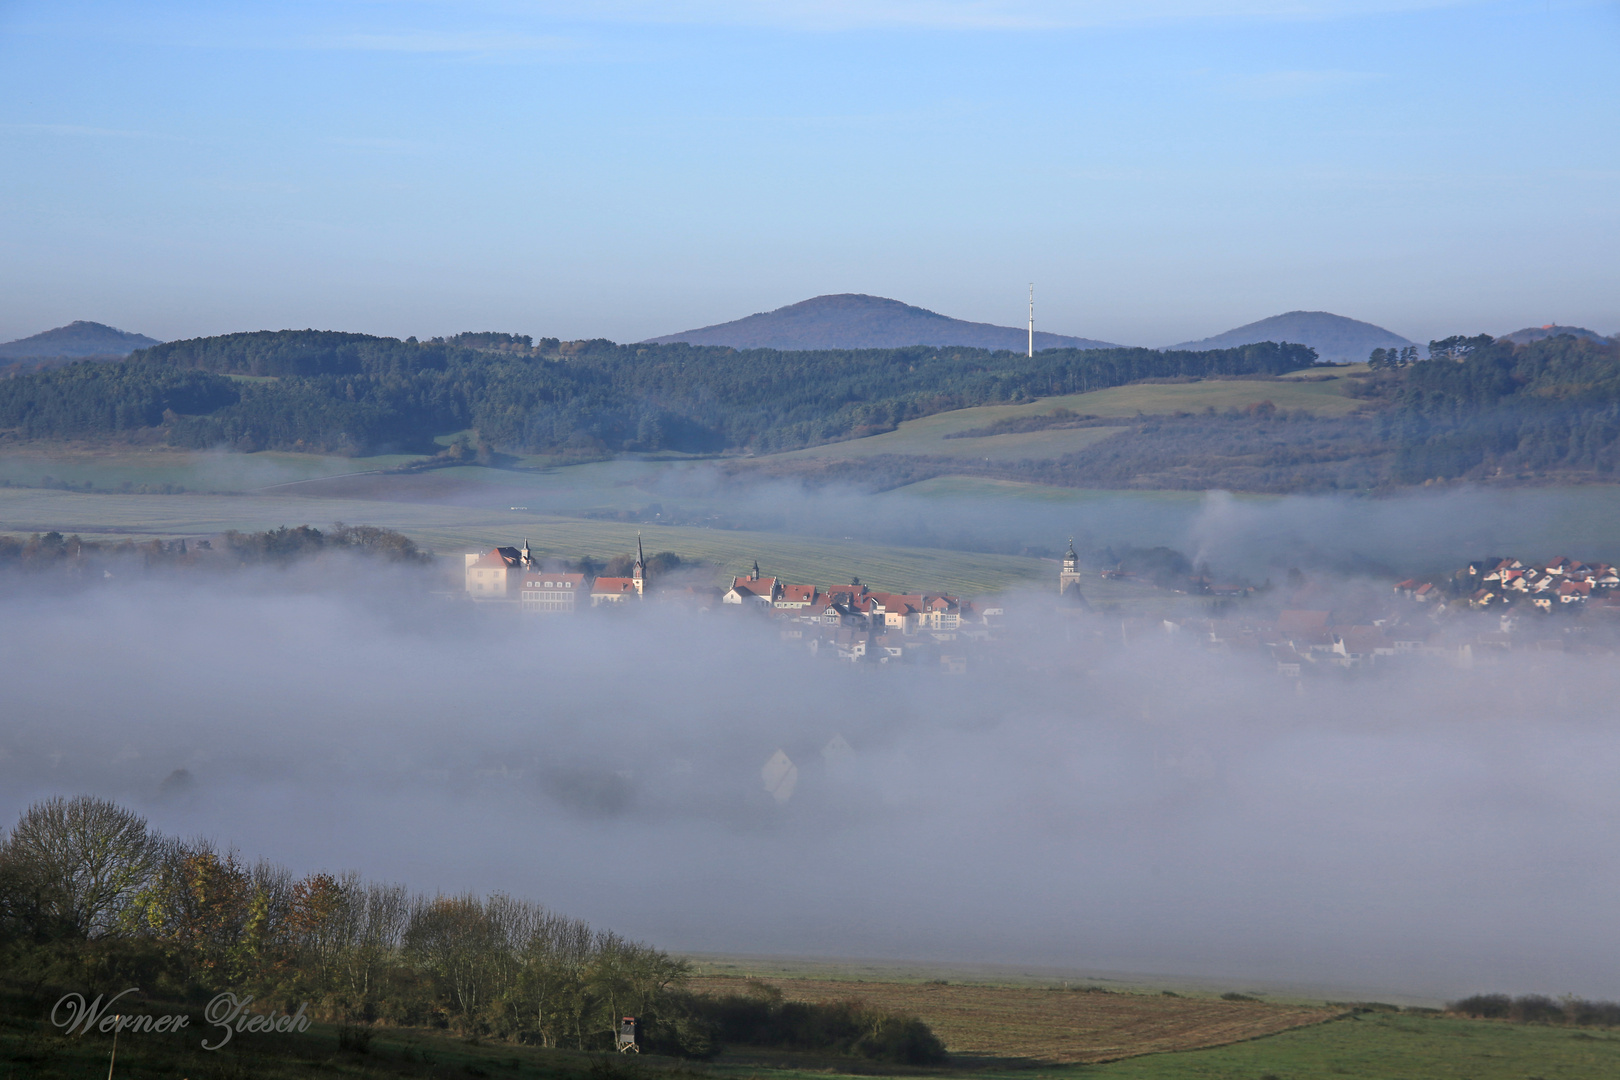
[4,2,1620,1075]
[4,467,1620,1007]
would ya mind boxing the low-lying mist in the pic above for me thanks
[2,568,1617,1003]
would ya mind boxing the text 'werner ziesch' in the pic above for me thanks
[52,988,310,1051]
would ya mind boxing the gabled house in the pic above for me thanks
[775,583,820,609]
[1556,579,1592,604]
[724,561,781,606]
[591,576,639,605]
[465,542,531,601]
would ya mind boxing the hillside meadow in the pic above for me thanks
[764,370,1365,464]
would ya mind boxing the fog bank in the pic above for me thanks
[2,576,1617,1002]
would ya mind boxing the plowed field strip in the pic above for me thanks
[688,976,1340,1064]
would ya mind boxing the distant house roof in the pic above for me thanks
[592,576,637,595]
[1276,609,1331,630]
[526,573,586,588]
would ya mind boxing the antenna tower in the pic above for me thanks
[1027,284,1034,358]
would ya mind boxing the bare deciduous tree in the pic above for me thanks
[2,795,158,937]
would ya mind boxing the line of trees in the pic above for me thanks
[0,796,945,1062]
[1449,993,1620,1027]
[0,329,1321,456]
[0,524,429,584]
[0,795,706,1053]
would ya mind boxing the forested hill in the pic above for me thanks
[0,320,161,359]
[0,330,1317,456]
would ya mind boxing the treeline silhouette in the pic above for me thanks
[0,796,944,1062]
[0,329,1317,455]
[1449,993,1620,1027]
[0,524,428,579]
[1379,334,1620,481]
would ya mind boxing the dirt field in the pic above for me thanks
[688,976,1341,1065]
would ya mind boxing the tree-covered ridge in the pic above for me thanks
[1377,333,1620,481]
[0,330,1319,455]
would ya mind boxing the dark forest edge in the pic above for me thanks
[737,334,1620,493]
[3,329,1619,492]
[0,330,1318,457]
[0,796,946,1064]
[0,524,431,581]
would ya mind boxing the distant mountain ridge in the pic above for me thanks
[644,294,1120,352]
[0,320,162,360]
[1170,311,1410,365]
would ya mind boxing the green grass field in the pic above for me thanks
[1083,1011,1620,1080]
[770,371,1366,463]
[0,487,1052,596]
[0,445,426,492]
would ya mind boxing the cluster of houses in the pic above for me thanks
[1141,604,1617,678]
[465,536,1620,673]
[462,537,997,664]
[1395,556,1620,612]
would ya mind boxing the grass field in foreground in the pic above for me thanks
[4,971,1616,1080]
[1085,1011,1620,1080]
[769,372,1366,463]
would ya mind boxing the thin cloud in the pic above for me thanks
[1225,68,1388,98]
[558,0,1479,31]
[323,135,435,153]
[0,122,164,140]
[307,30,579,55]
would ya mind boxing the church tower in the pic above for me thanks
[632,532,646,597]
[1059,537,1084,597]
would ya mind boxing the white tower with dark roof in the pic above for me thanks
[1059,537,1083,597]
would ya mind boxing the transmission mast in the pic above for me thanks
[1027,283,1034,357]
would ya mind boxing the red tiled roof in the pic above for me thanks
[1277,609,1332,629]
[592,576,637,594]
[471,546,521,569]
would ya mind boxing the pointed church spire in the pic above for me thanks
[632,532,646,596]
[751,559,760,581]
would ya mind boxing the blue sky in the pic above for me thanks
[1,1,1616,346]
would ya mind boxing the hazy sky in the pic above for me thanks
[1,1,1616,346]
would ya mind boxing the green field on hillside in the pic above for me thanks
[0,487,1052,596]
[0,445,426,492]
[771,372,1365,462]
